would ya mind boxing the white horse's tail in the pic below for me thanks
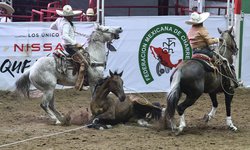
[15,70,31,98]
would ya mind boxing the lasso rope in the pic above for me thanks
[214,39,237,95]
[216,65,236,95]
[0,125,88,148]
[124,86,153,106]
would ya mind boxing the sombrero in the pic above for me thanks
[86,8,95,16]
[185,12,210,25]
[0,2,14,15]
[56,5,82,17]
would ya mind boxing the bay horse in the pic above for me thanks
[15,24,123,125]
[166,27,239,135]
[89,70,162,129]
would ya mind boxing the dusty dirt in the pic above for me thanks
[0,87,250,150]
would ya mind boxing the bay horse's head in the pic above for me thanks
[217,26,238,64]
[108,70,126,102]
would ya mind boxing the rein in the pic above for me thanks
[75,26,120,70]
[218,39,227,56]
[75,30,108,69]
[90,62,106,67]
[74,31,90,39]
[218,37,238,56]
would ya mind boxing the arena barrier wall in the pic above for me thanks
[0,16,249,92]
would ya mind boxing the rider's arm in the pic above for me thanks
[50,18,59,30]
[198,27,219,45]
[61,24,77,45]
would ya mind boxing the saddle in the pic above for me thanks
[53,50,89,86]
[191,50,218,72]
[53,50,78,74]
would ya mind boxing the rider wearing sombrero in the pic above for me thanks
[0,2,14,22]
[185,12,239,89]
[50,5,88,90]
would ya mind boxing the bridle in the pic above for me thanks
[218,32,238,57]
[75,26,121,70]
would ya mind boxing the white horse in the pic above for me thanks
[15,24,123,125]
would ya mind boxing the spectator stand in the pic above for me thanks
[31,0,86,22]
[1,0,234,22]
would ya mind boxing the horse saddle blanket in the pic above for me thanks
[191,53,217,72]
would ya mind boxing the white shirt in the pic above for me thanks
[0,17,11,22]
[50,17,77,45]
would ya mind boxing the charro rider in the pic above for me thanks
[50,5,88,90]
[185,12,239,89]
[0,2,14,22]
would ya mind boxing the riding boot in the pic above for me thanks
[72,51,88,91]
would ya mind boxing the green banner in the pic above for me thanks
[242,0,250,14]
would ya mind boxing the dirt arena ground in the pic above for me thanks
[0,87,250,150]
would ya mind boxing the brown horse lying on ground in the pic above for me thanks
[63,71,163,128]
[87,70,163,129]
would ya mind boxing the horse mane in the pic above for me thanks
[92,77,109,96]
[96,77,109,87]
[89,29,103,42]
[92,71,120,90]
[92,70,122,97]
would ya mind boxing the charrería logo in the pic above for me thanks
[138,23,192,84]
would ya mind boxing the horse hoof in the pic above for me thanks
[137,119,149,127]
[175,130,182,136]
[229,126,238,131]
[203,114,210,122]
[171,126,178,133]
[55,120,62,125]
[106,125,112,129]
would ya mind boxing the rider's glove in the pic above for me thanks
[217,38,223,43]
[75,43,83,48]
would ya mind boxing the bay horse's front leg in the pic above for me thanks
[94,106,116,121]
[224,92,237,131]
[89,105,116,129]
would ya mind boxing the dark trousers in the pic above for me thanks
[193,47,214,58]
[64,45,77,56]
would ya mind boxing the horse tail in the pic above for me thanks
[15,70,31,98]
[167,70,181,119]
[148,102,162,120]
